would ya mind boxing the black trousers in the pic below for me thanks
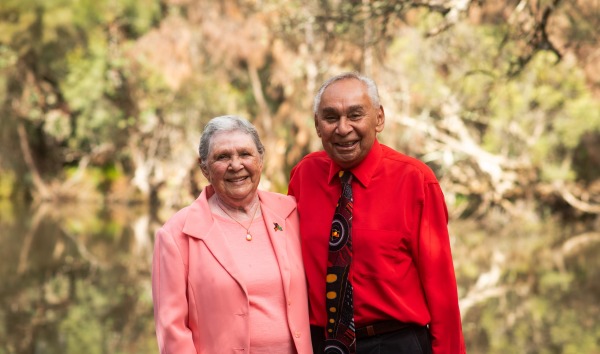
[310,324,432,354]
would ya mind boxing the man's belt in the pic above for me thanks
[355,320,421,339]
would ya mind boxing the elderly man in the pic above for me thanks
[289,72,465,354]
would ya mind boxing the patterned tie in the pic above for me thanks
[325,171,355,354]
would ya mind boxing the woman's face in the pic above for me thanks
[201,130,263,208]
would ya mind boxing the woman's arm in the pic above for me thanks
[152,228,197,354]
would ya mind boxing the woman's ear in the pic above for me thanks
[198,158,210,180]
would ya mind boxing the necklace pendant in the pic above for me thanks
[246,233,252,241]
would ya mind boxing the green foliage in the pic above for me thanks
[0,170,16,199]
[62,42,128,146]
[387,17,600,191]
[0,46,17,70]
[557,96,600,148]
[0,0,162,183]
[59,284,106,354]
[458,215,600,353]
[43,109,72,142]
[539,271,574,292]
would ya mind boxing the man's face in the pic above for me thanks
[315,78,385,170]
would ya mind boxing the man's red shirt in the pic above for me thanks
[288,139,465,353]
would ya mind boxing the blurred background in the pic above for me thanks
[1,0,599,353]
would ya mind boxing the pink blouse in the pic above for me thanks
[213,214,295,354]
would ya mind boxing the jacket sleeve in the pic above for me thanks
[152,228,197,354]
[418,182,466,354]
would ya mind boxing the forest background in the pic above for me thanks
[1,0,599,353]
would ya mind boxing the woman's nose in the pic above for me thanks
[229,155,243,170]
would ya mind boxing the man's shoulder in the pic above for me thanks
[380,144,438,182]
[291,150,330,174]
[296,150,330,165]
[289,151,331,193]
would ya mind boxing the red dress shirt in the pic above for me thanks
[288,139,465,353]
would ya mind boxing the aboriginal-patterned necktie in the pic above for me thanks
[325,171,355,354]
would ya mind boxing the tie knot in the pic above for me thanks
[339,171,353,186]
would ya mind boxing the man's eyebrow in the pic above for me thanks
[321,105,365,114]
[347,105,366,111]
[320,107,339,114]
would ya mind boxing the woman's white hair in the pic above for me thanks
[198,115,265,169]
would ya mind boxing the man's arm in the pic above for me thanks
[417,182,466,354]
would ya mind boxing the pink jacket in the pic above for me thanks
[152,186,312,354]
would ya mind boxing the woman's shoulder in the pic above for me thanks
[158,205,193,235]
[259,190,296,205]
[258,190,297,216]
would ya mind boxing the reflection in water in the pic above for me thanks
[0,201,157,354]
[0,201,598,353]
[452,219,600,353]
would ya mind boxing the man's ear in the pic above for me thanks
[376,105,385,133]
[314,114,322,137]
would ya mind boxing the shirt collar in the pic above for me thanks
[327,139,382,188]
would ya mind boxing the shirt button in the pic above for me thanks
[288,301,291,306]
[294,331,301,338]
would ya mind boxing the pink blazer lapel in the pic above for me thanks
[182,187,248,296]
[258,190,297,301]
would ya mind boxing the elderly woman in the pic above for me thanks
[152,115,312,354]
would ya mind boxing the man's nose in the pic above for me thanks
[336,116,352,135]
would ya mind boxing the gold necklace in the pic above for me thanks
[216,199,260,241]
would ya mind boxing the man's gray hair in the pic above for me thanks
[313,72,381,114]
[198,115,265,168]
